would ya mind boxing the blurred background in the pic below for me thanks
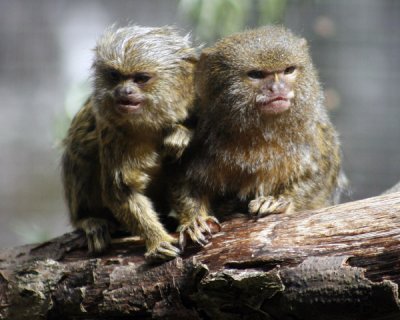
[0,0,399,248]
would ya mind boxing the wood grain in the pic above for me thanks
[1,192,400,319]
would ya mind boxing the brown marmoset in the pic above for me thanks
[61,25,197,260]
[172,25,346,247]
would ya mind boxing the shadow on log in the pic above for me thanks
[1,192,400,319]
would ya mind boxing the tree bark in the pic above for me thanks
[1,192,400,320]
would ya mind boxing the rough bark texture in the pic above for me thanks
[1,192,400,320]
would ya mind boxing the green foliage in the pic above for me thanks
[12,222,53,244]
[257,0,287,25]
[178,0,287,42]
[54,80,90,147]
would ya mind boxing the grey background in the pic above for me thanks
[0,0,399,248]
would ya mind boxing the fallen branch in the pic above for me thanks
[1,192,400,319]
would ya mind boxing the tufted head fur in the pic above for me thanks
[92,25,198,130]
[195,25,325,135]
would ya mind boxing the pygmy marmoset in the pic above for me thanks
[172,25,346,247]
[62,25,197,260]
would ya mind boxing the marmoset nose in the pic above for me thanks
[268,73,286,93]
[116,85,136,98]
[122,86,133,95]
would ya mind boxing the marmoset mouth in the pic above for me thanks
[257,95,291,114]
[115,98,144,114]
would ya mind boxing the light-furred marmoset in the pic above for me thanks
[62,25,197,260]
[172,25,346,247]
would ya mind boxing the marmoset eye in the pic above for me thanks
[247,70,266,79]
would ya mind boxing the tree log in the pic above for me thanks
[1,192,400,320]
